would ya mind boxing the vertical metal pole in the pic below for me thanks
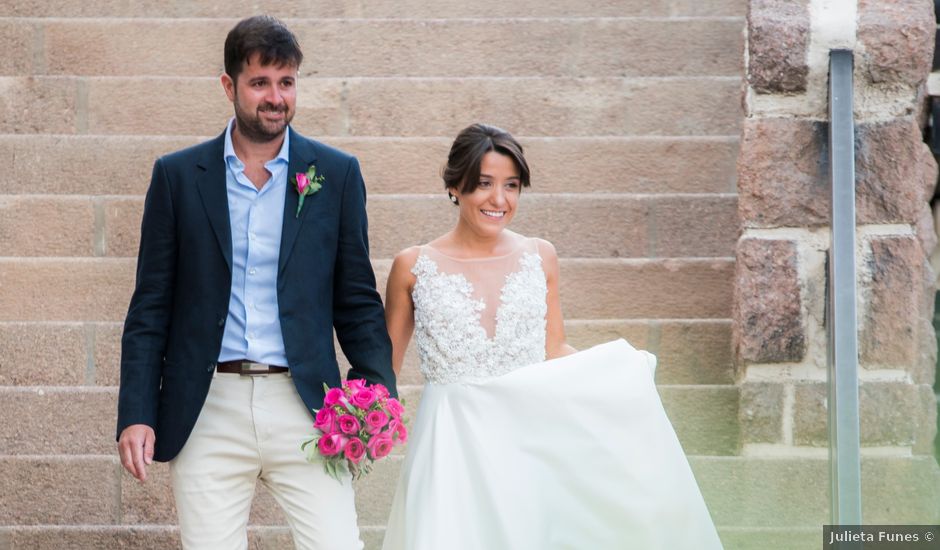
[828,48,862,526]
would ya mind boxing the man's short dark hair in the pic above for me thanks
[224,15,303,84]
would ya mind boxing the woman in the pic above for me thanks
[381,123,722,549]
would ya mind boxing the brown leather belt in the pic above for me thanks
[217,360,289,375]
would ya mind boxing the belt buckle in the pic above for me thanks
[239,361,270,376]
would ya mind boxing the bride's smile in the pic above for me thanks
[455,150,521,237]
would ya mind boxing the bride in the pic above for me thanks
[380,123,722,549]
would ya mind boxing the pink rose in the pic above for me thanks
[350,388,378,409]
[364,409,389,435]
[313,408,337,433]
[388,419,408,444]
[323,388,345,407]
[317,433,347,457]
[337,414,361,435]
[345,378,367,394]
[366,432,394,460]
[296,172,309,193]
[373,384,390,400]
[385,398,404,419]
[344,437,366,464]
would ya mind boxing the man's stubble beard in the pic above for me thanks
[233,92,294,144]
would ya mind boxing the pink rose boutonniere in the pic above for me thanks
[301,381,407,482]
[294,165,325,218]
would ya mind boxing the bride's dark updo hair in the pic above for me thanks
[442,123,531,195]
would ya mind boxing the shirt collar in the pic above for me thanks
[223,117,291,169]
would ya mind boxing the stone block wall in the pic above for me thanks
[736,0,938,462]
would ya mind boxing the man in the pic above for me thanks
[116,15,395,549]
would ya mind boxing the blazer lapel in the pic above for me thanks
[279,127,318,275]
[195,132,233,272]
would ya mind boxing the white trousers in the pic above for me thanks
[169,371,363,550]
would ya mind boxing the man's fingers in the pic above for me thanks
[144,431,155,465]
[119,440,139,479]
[131,438,148,482]
[118,425,154,482]
[121,439,141,479]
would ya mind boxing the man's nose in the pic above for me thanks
[266,87,284,105]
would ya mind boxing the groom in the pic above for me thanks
[116,15,395,549]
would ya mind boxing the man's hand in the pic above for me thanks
[118,424,155,482]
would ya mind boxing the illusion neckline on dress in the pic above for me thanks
[412,253,513,341]
[422,238,528,262]
[409,247,547,382]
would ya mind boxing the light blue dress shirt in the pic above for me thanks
[218,118,291,366]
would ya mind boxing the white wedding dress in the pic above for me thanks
[381,239,723,550]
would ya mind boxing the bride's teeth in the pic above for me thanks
[481,210,504,218]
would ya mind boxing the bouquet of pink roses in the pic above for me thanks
[302,379,407,481]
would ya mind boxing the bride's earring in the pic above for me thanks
[448,192,459,205]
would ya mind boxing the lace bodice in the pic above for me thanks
[410,239,548,384]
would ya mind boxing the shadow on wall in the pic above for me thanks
[928,108,939,466]
[927,0,940,467]
[935,292,940,466]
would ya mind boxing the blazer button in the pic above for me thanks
[218,318,225,327]
[207,363,216,372]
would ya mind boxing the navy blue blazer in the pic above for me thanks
[116,128,395,462]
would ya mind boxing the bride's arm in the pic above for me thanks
[385,247,419,377]
[538,239,578,359]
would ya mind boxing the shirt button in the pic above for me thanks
[249,268,257,275]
